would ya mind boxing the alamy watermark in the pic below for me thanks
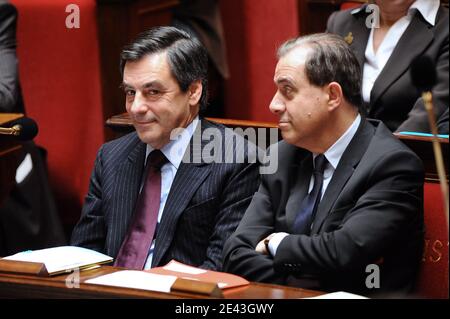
[65,4,80,29]
[365,264,380,289]
[168,123,279,175]
[365,4,380,29]
[65,268,80,288]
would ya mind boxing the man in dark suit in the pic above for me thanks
[0,0,66,256]
[71,26,260,271]
[326,0,448,133]
[223,33,424,296]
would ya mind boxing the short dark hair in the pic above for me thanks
[120,26,209,112]
[277,33,362,109]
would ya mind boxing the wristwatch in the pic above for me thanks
[264,238,271,255]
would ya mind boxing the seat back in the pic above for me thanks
[415,182,449,299]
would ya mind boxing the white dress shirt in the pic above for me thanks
[362,0,440,103]
[143,116,199,269]
[268,114,361,256]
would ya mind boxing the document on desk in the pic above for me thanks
[147,260,249,289]
[304,291,369,299]
[85,271,177,293]
[1,246,113,275]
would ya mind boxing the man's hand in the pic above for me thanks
[255,233,275,255]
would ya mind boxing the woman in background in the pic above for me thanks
[327,0,449,133]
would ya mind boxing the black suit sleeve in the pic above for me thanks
[274,150,423,275]
[223,162,287,284]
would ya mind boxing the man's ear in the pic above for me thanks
[188,80,202,107]
[327,82,343,111]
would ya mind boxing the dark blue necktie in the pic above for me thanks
[293,154,328,235]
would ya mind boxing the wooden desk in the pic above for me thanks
[0,266,323,299]
[105,113,278,131]
[0,113,23,126]
[392,134,449,182]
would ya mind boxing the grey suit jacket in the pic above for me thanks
[327,5,449,133]
[71,119,260,271]
[0,0,23,113]
[223,120,424,296]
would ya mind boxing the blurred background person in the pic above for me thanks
[172,0,229,118]
[0,0,66,256]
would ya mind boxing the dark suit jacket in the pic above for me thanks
[327,5,449,133]
[223,119,424,296]
[71,119,260,271]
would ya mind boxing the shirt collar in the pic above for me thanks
[314,114,361,170]
[409,0,439,26]
[350,1,439,26]
[145,115,199,169]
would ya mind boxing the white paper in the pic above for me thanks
[163,261,207,275]
[2,246,113,274]
[15,153,32,184]
[305,291,369,299]
[86,271,177,293]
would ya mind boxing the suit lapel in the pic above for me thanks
[151,120,212,267]
[112,137,147,252]
[370,12,434,110]
[311,120,375,234]
[285,152,312,231]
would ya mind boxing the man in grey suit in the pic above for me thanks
[0,0,66,255]
[223,33,424,296]
[326,0,449,133]
[0,0,23,113]
[71,26,260,271]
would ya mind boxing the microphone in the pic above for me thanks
[0,117,38,141]
[411,55,449,228]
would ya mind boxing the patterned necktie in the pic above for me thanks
[114,150,167,269]
[293,154,328,235]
